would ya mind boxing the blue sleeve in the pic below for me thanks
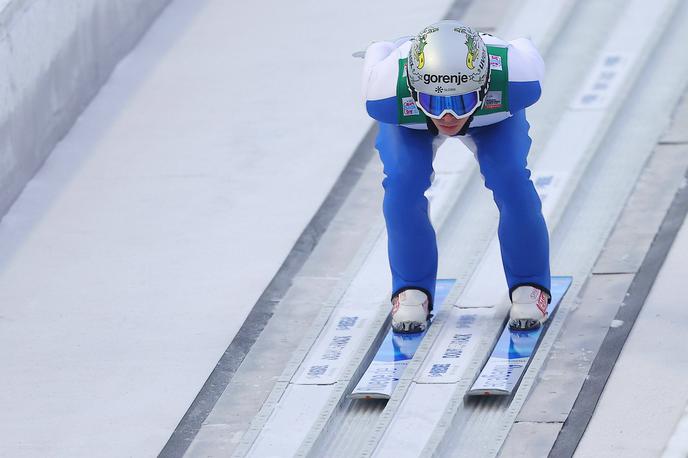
[506,37,545,112]
[508,80,542,113]
[366,97,399,124]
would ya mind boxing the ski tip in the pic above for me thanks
[352,50,366,58]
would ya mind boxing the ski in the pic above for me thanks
[466,275,573,396]
[350,279,455,399]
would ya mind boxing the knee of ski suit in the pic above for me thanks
[468,110,551,295]
[375,122,438,304]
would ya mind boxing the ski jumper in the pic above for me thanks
[361,34,551,307]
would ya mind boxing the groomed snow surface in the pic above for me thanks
[0,0,454,457]
[2,0,688,457]
[576,208,688,458]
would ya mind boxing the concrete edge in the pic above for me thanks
[158,127,378,458]
[549,165,688,457]
[0,0,172,219]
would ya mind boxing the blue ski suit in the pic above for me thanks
[361,34,551,307]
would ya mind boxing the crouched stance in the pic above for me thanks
[362,20,551,332]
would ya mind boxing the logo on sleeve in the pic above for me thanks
[483,91,503,109]
[489,54,503,71]
[402,97,419,116]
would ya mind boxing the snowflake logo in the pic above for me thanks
[435,86,443,94]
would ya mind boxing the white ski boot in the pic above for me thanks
[391,289,430,334]
[509,286,549,331]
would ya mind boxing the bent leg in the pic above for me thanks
[375,123,437,304]
[470,111,551,297]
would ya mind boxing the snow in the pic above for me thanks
[0,0,454,456]
[575,215,688,457]
[663,403,688,458]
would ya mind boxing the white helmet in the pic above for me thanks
[407,20,490,119]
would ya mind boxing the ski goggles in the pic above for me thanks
[416,90,482,120]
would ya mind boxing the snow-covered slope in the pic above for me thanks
[0,0,453,456]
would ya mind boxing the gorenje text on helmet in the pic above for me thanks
[422,73,471,85]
